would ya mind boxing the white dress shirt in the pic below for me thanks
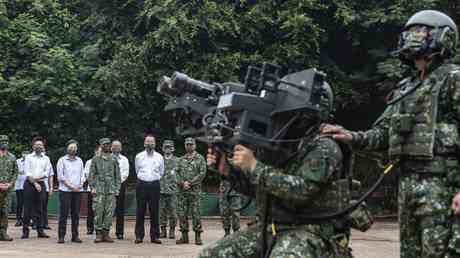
[15,158,26,190]
[24,152,52,182]
[135,151,164,182]
[113,154,129,183]
[45,163,54,192]
[83,159,92,191]
[57,155,85,192]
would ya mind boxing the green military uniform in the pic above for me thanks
[0,135,17,241]
[219,179,241,236]
[351,62,460,258]
[89,138,121,241]
[199,136,353,258]
[176,138,206,243]
[160,140,179,239]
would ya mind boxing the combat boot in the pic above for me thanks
[176,231,189,244]
[195,232,203,245]
[168,226,175,239]
[224,228,231,237]
[160,226,167,238]
[0,230,13,241]
[94,230,103,243]
[103,230,114,243]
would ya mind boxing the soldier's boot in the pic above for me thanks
[94,230,103,243]
[176,232,189,244]
[168,227,175,239]
[160,226,167,238]
[195,232,203,245]
[103,230,114,243]
[224,228,231,237]
[0,230,13,241]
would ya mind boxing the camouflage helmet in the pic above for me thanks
[0,135,8,142]
[398,10,458,63]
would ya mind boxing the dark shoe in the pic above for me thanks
[160,227,167,238]
[94,231,103,243]
[71,237,82,243]
[32,225,37,230]
[134,238,143,244]
[103,230,114,243]
[195,232,203,245]
[21,234,29,239]
[116,234,123,240]
[86,229,94,235]
[168,227,175,239]
[176,232,189,244]
[151,238,162,244]
[15,221,22,227]
[37,231,50,238]
[45,226,52,230]
[57,238,65,244]
[224,229,231,237]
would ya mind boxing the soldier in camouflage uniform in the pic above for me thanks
[159,140,178,239]
[219,179,240,237]
[89,138,121,243]
[0,135,18,241]
[322,10,460,258]
[199,77,359,258]
[176,137,206,245]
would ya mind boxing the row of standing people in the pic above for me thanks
[0,134,219,245]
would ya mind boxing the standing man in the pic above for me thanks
[176,137,206,245]
[15,151,28,227]
[22,137,51,239]
[83,145,100,235]
[89,138,121,243]
[112,140,129,240]
[56,140,85,243]
[134,135,164,244]
[159,140,178,239]
[219,179,240,237]
[322,10,460,258]
[0,135,18,241]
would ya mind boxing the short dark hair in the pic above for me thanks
[32,136,44,145]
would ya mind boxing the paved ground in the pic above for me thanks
[0,218,399,258]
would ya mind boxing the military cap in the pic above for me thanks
[66,139,78,147]
[99,138,111,145]
[0,135,8,141]
[184,137,195,144]
[163,140,175,147]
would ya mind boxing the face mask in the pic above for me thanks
[145,144,155,151]
[0,142,8,150]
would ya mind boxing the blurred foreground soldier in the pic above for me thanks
[176,137,206,245]
[219,179,240,237]
[159,140,178,239]
[0,135,18,241]
[22,137,51,239]
[57,140,84,243]
[89,138,121,243]
[134,135,164,244]
[199,79,359,258]
[112,140,129,240]
[83,145,100,235]
[322,10,460,258]
[15,151,28,227]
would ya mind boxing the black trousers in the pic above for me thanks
[115,181,126,236]
[58,191,81,238]
[43,192,49,227]
[15,190,24,222]
[86,192,94,232]
[23,181,46,233]
[135,180,160,240]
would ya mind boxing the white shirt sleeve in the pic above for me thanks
[84,160,91,181]
[57,157,65,184]
[158,154,165,178]
[24,155,32,178]
[120,155,130,183]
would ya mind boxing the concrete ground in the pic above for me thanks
[0,218,399,258]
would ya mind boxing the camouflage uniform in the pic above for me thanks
[349,63,460,257]
[199,136,353,258]
[219,179,241,235]
[89,143,121,237]
[176,148,206,236]
[0,135,18,241]
[160,154,179,236]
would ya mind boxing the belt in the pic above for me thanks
[398,156,458,175]
[137,179,159,184]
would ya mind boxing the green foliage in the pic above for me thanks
[0,0,459,188]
